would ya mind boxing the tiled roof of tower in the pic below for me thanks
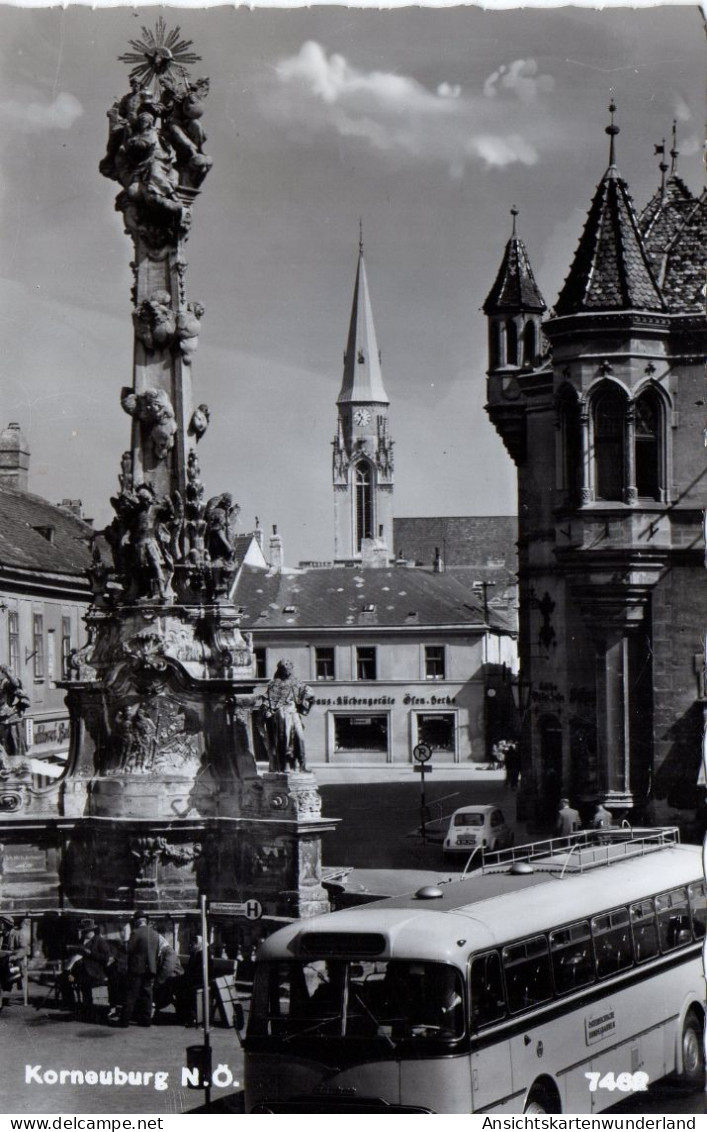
[554,167,666,316]
[0,487,93,576]
[640,174,695,248]
[337,250,389,406]
[483,234,546,314]
[660,191,707,314]
[234,564,516,634]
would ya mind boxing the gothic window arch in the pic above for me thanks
[593,385,627,502]
[489,321,503,369]
[522,321,537,367]
[506,320,518,367]
[354,460,374,550]
[634,388,663,501]
[557,388,582,504]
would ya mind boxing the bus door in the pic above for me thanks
[502,937,555,1104]
[469,952,512,1112]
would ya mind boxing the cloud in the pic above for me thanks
[265,41,550,174]
[483,59,555,104]
[672,94,692,123]
[0,92,83,133]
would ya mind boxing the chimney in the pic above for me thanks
[253,516,263,551]
[433,546,444,573]
[0,423,30,492]
[269,524,284,572]
[360,529,389,569]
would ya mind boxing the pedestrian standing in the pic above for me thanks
[555,797,580,836]
[120,913,160,1027]
[591,802,613,830]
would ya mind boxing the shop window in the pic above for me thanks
[594,387,626,502]
[334,714,388,753]
[416,713,455,753]
[253,648,267,678]
[635,391,661,500]
[424,646,445,680]
[315,647,335,681]
[61,617,72,680]
[356,647,377,681]
[8,611,19,676]
[33,613,45,679]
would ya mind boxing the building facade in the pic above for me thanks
[485,116,707,825]
[234,561,517,767]
[0,424,92,784]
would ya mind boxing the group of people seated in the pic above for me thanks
[59,916,206,1026]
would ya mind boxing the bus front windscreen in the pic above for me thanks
[248,959,465,1046]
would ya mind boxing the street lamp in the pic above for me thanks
[511,677,532,715]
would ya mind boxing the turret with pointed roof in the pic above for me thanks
[554,104,664,316]
[483,207,546,318]
[333,232,394,562]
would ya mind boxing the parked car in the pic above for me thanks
[443,804,514,858]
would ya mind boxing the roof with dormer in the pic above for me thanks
[233,564,515,634]
[483,222,546,315]
[337,250,389,406]
[554,163,665,316]
[0,485,93,577]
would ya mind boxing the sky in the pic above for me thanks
[0,4,703,564]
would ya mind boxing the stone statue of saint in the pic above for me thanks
[204,493,239,564]
[0,667,31,778]
[256,660,314,773]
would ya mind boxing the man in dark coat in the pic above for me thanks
[120,914,160,1027]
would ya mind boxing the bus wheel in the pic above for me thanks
[680,1011,705,1082]
[524,1084,559,1114]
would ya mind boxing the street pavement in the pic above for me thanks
[0,992,245,1115]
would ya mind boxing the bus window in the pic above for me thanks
[656,889,692,951]
[550,921,594,994]
[592,909,633,978]
[470,951,506,1027]
[688,881,707,940]
[502,936,553,1013]
[630,899,659,963]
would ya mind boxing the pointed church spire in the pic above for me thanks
[554,111,665,316]
[483,207,546,315]
[337,236,389,406]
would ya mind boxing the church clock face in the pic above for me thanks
[354,408,372,426]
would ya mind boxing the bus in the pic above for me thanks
[242,827,705,1113]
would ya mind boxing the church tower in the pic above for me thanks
[333,234,394,561]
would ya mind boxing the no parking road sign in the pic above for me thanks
[210,899,263,920]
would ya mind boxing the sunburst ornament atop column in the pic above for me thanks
[118,18,202,90]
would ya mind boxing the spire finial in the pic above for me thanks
[510,205,518,237]
[605,97,619,167]
[654,138,668,195]
[670,118,679,175]
[359,217,363,255]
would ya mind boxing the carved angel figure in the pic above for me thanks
[176,303,205,363]
[133,291,177,351]
[162,78,213,189]
[121,386,178,461]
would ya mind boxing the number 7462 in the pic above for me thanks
[585,1071,649,1093]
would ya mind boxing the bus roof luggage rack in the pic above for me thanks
[476,826,680,876]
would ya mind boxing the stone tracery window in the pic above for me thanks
[634,389,662,500]
[354,461,374,550]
